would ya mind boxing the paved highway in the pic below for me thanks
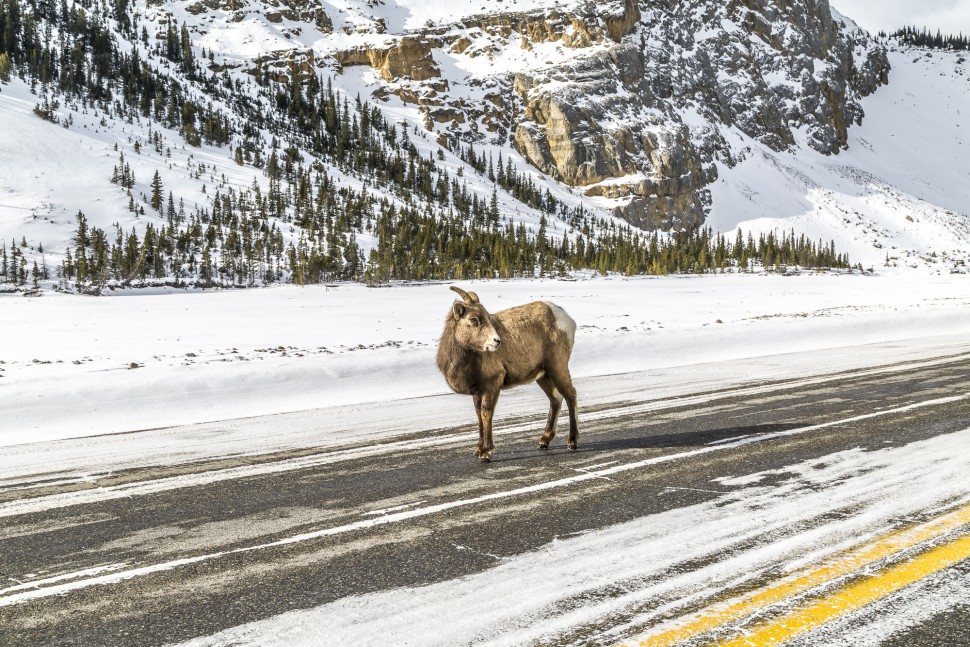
[2,350,970,646]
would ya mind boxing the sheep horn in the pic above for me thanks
[450,286,479,304]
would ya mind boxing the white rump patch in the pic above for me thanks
[544,302,577,344]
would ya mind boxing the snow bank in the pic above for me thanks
[2,273,970,451]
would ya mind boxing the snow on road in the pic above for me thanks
[171,423,970,647]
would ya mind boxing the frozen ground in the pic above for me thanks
[2,272,970,474]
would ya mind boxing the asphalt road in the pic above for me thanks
[2,352,970,646]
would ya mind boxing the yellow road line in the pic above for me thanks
[625,500,970,647]
[716,532,970,646]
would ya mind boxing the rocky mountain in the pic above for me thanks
[192,0,889,231]
[0,0,967,289]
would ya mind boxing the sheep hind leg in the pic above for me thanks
[548,368,578,451]
[536,375,563,450]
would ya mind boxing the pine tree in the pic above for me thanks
[0,52,11,83]
[166,191,177,223]
[488,188,500,228]
[150,171,163,211]
[179,22,193,70]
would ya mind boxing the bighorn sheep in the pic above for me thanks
[436,286,579,462]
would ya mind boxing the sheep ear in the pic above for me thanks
[452,302,466,320]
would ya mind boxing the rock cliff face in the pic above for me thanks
[324,0,887,231]
[495,0,889,229]
[335,37,440,82]
[184,0,889,231]
[510,43,716,230]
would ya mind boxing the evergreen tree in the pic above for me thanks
[0,52,11,83]
[150,171,163,212]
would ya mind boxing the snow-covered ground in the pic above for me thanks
[3,273,970,469]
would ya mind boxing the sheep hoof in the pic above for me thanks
[567,442,578,451]
[479,454,492,463]
[538,442,549,450]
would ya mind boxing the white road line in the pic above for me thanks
[575,461,621,471]
[662,487,725,494]
[1,392,965,609]
[3,353,968,518]
[361,501,426,516]
[0,563,128,596]
[707,434,753,446]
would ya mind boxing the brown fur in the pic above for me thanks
[436,288,578,462]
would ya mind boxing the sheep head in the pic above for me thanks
[449,286,501,353]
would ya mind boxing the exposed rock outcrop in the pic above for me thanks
[505,0,889,229]
[510,41,715,230]
[669,0,891,155]
[335,36,440,81]
[603,0,641,42]
[321,0,889,231]
[185,0,332,33]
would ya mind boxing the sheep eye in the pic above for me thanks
[469,317,479,326]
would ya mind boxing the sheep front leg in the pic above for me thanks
[478,388,500,463]
[473,394,485,457]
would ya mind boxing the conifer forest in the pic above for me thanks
[0,0,856,293]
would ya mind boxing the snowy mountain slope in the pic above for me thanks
[0,0,967,287]
[0,76,261,266]
[0,67,574,285]
[1,0,615,290]
[706,43,970,271]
